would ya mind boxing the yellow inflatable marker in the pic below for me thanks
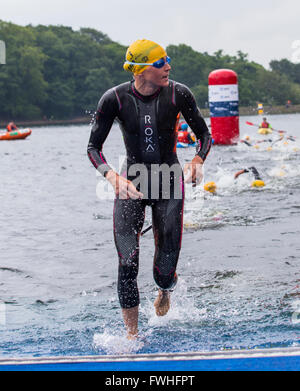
[183,222,200,230]
[257,103,264,115]
[252,180,265,188]
[204,182,217,193]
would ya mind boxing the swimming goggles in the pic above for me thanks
[125,56,171,69]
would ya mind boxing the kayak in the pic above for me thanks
[177,142,196,148]
[0,128,32,140]
[177,130,190,144]
[258,128,273,135]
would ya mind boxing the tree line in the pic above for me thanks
[0,20,300,120]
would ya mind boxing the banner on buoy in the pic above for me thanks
[208,69,239,145]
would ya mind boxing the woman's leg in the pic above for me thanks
[152,193,184,315]
[113,198,146,337]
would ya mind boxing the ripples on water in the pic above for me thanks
[0,114,300,357]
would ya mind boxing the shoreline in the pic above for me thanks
[1,105,299,128]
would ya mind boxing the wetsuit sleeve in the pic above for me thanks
[176,83,212,162]
[87,89,119,176]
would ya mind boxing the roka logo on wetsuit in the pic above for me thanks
[138,101,161,163]
[144,115,155,153]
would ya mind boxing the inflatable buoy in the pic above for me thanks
[204,181,217,193]
[257,103,264,115]
[208,69,239,145]
[252,180,265,188]
[183,222,200,230]
[277,170,286,177]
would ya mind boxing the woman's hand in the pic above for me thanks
[184,156,204,187]
[106,171,144,199]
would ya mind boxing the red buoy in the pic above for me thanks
[208,69,239,145]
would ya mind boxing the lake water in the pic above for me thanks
[0,113,299,357]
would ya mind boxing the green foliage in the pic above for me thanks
[270,59,300,84]
[1,20,300,120]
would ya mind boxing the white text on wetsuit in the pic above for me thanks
[144,114,154,152]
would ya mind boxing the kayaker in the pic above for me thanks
[87,39,212,340]
[260,117,272,129]
[6,122,18,132]
[177,122,196,144]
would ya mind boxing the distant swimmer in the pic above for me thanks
[234,166,265,187]
[87,39,212,339]
[6,122,18,132]
[240,138,273,147]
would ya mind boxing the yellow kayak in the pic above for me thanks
[258,128,273,135]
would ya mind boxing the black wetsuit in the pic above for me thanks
[87,80,211,309]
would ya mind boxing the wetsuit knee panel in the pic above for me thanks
[153,249,179,290]
[114,232,139,267]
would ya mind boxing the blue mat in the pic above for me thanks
[1,347,299,371]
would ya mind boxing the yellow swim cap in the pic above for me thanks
[252,180,265,188]
[123,39,167,75]
[204,182,217,193]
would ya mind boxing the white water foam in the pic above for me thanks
[140,278,207,328]
[93,331,145,355]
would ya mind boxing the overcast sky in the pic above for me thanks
[1,0,299,68]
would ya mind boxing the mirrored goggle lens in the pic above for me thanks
[152,56,171,68]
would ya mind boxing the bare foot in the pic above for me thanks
[154,290,170,317]
[126,333,138,341]
[122,306,139,339]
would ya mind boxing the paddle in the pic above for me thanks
[245,121,286,134]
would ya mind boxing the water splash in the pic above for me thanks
[93,331,145,355]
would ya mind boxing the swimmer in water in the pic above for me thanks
[234,166,265,187]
